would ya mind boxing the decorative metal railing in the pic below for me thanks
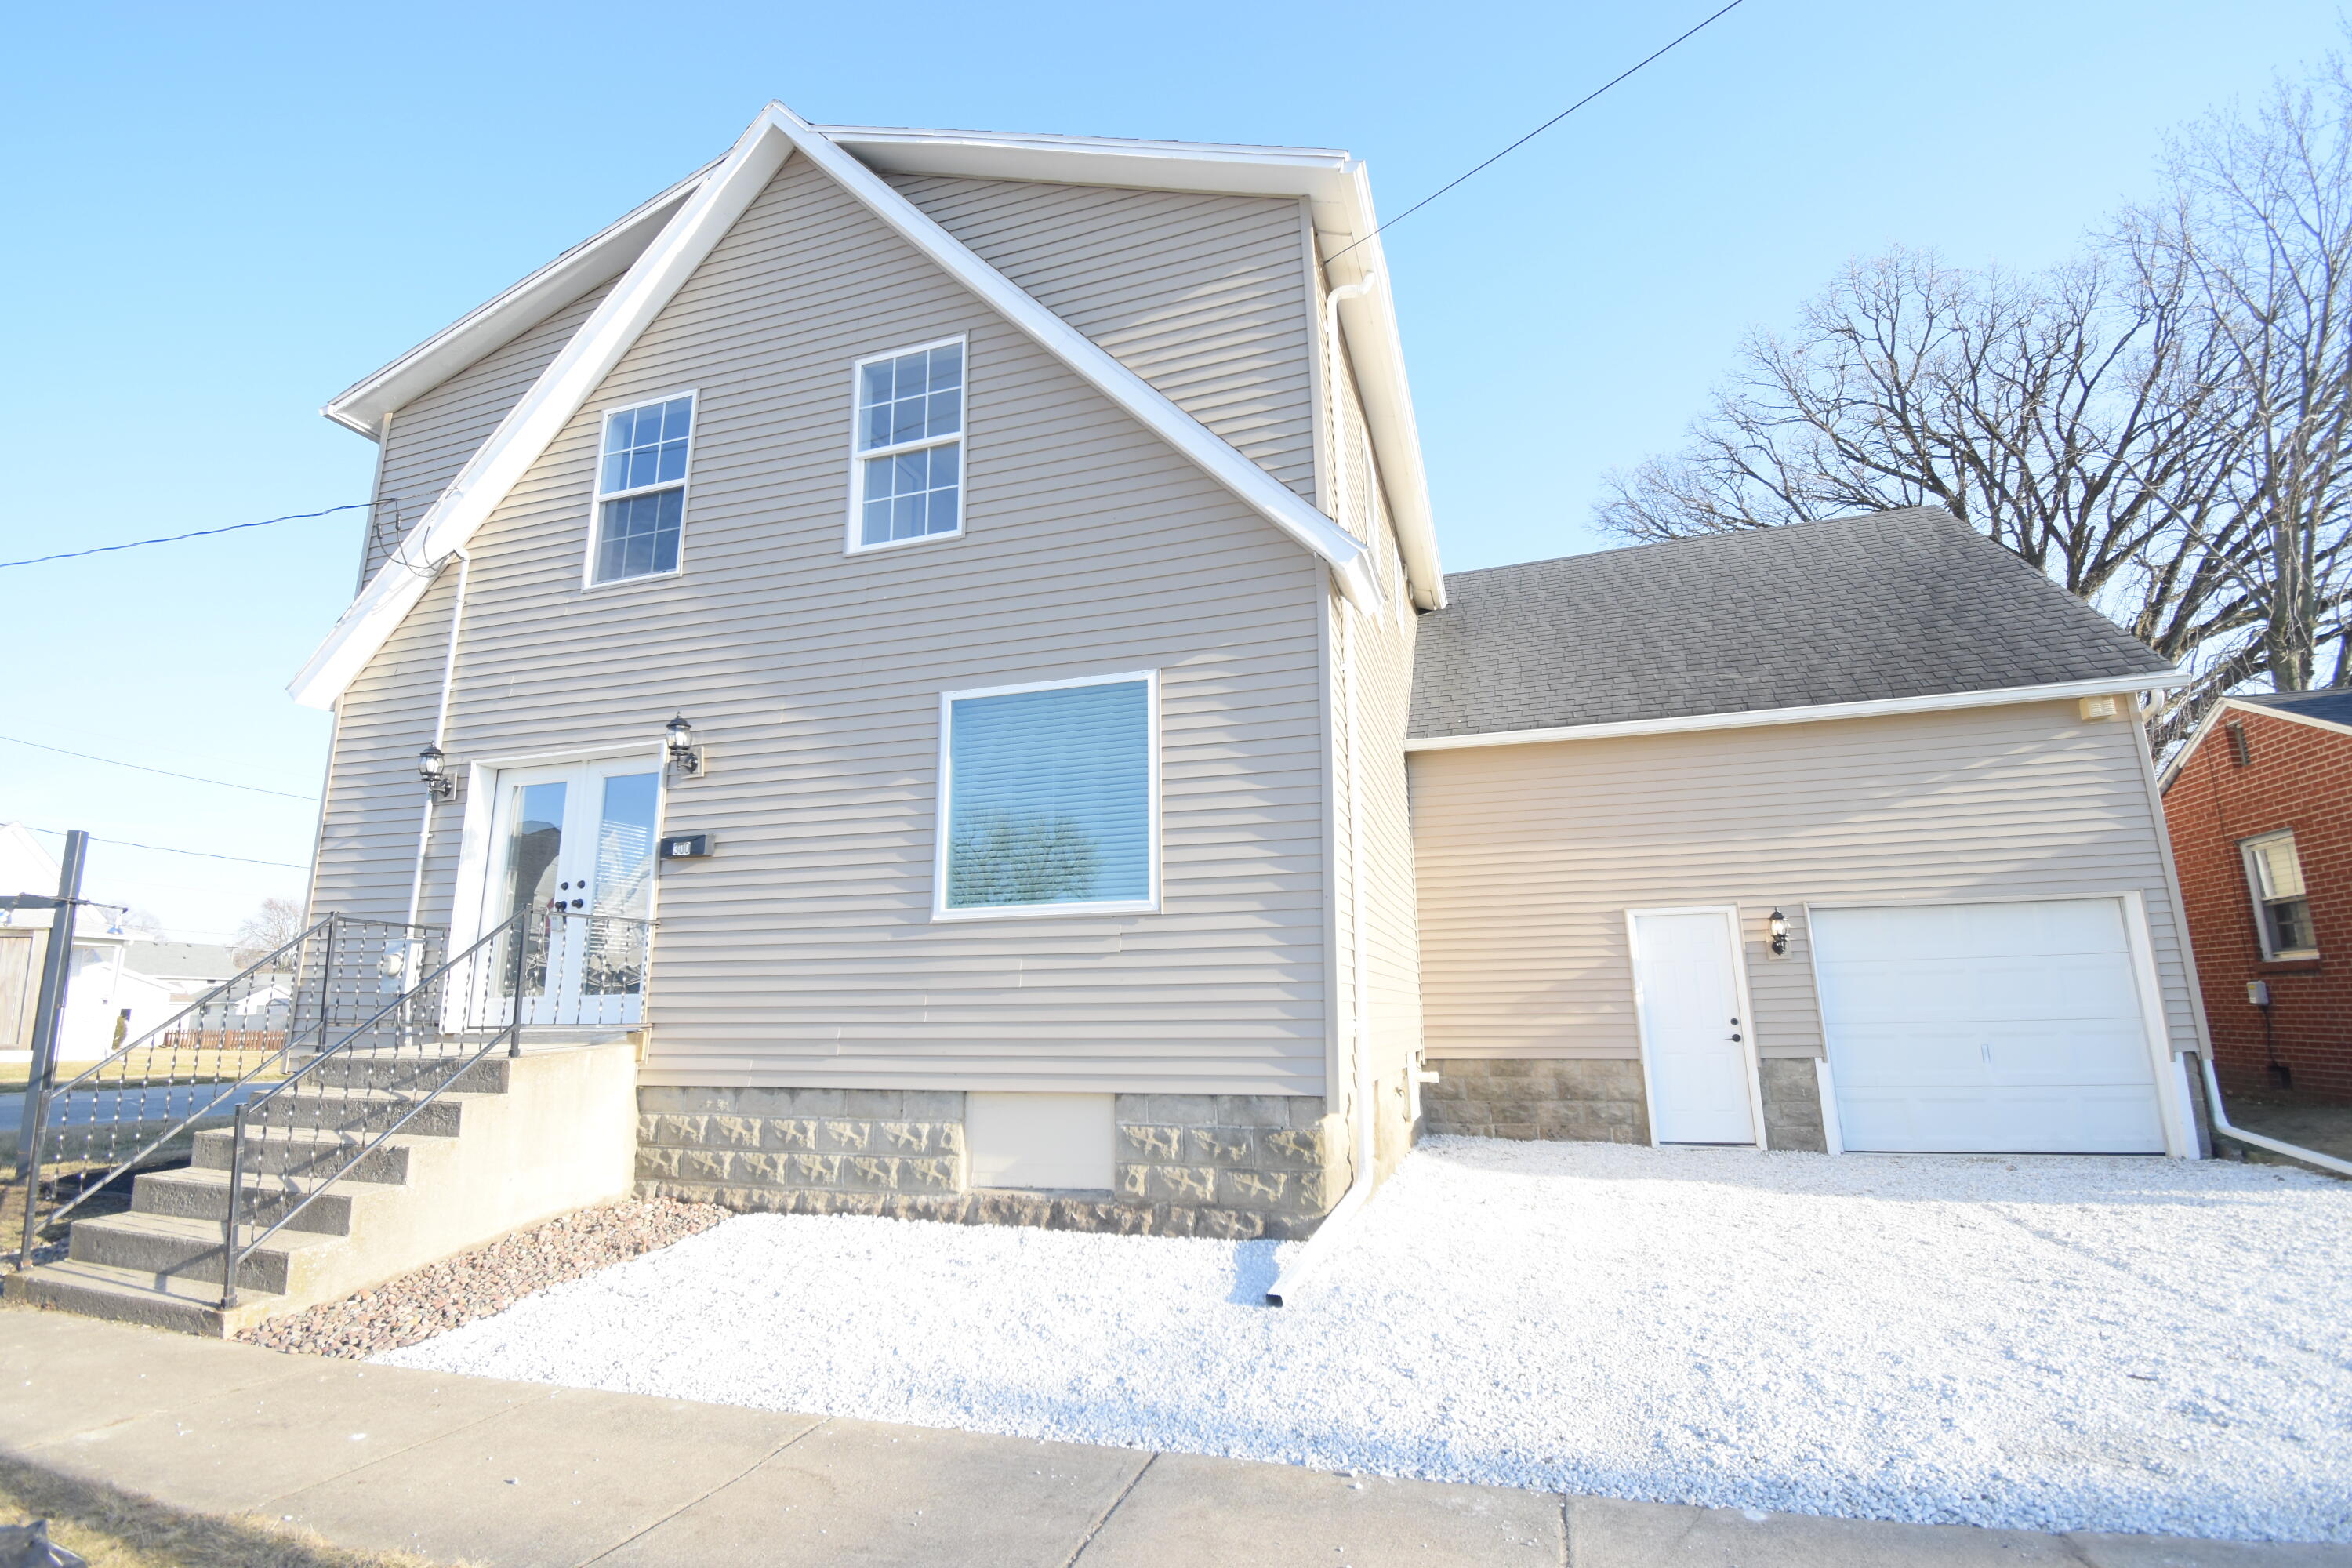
[215,908,652,1308]
[13,915,440,1266]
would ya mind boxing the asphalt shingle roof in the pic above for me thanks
[1407,507,2172,740]
[2230,688,2352,728]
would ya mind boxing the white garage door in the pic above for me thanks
[1811,899,2167,1154]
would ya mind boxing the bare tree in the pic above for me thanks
[1600,49,2352,747]
[232,896,306,964]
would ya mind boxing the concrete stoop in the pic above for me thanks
[3,1040,637,1336]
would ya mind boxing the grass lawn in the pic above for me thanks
[0,1454,466,1568]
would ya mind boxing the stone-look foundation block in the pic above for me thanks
[636,1086,1343,1236]
[1759,1057,1828,1152]
[1423,1058,1653,1144]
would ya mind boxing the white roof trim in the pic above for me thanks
[292,103,1377,709]
[1403,671,2188,753]
[820,123,1442,609]
[321,164,718,440]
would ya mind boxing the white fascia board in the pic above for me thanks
[821,122,1439,608]
[2220,696,2352,741]
[288,117,796,709]
[321,166,717,440]
[1403,671,2190,753]
[772,103,1375,604]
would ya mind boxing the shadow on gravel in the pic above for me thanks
[1223,1238,1282,1305]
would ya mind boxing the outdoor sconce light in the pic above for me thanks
[1767,909,1789,957]
[416,745,456,801]
[665,713,704,777]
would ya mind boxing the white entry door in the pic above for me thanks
[1628,907,1761,1145]
[480,758,662,1028]
[1810,899,2167,1154]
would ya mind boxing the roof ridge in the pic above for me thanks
[1443,506,1962,585]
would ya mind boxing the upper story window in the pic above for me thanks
[2241,829,2318,960]
[851,339,964,552]
[592,394,695,585]
[936,673,1157,918]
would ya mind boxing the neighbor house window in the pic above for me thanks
[591,394,695,583]
[851,339,964,550]
[936,673,1156,916]
[2242,830,2318,959]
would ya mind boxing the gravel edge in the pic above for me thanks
[237,1196,731,1359]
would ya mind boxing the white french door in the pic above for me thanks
[481,757,662,1028]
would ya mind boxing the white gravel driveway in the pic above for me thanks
[378,1138,2352,1543]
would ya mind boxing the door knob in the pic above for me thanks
[1730,1033,1743,1043]
[571,898,585,909]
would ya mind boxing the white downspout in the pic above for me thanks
[1268,270,1379,1308]
[2198,1053,2352,1176]
[403,547,470,933]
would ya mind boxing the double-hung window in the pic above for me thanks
[936,673,1157,917]
[591,394,695,584]
[851,338,964,550]
[2242,830,2318,959]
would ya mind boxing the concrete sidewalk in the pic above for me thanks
[2,1306,2342,1568]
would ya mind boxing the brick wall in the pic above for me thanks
[2163,706,2352,1102]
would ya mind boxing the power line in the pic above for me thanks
[1323,0,1753,271]
[0,734,320,802]
[21,826,309,871]
[0,503,368,570]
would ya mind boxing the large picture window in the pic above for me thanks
[591,394,695,584]
[937,673,1156,916]
[850,338,964,551]
[2241,829,2318,960]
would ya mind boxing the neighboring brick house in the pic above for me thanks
[2161,690,2352,1103]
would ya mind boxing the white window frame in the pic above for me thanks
[583,388,698,590]
[845,335,967,556]
[932,668,1161,921]
[2240,829,2319,960]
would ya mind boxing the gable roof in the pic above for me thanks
[2158,685,2352,789]
[2229,688,2352,730]
[1407,506,2181,746]
[296,105,1439,710]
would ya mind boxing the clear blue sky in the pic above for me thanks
[2,0,2343,938]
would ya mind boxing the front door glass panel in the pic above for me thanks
[500,782,566,1000]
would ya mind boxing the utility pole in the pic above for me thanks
[13,829,87,1181]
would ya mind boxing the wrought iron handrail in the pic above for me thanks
[216,906,653,1308]
[13,913,439,1267]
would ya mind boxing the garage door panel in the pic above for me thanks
[1982,1020,2154,1086]
[1837,1087,2163,1154]
[1813,898,2166,1156]
[1816,956,2142,1024]
[1828,1024,1986,1087]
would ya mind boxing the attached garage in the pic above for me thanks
[1810,899,2173,1155]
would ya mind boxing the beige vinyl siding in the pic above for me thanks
[313,151,1331,1096]
[358,282,615,583]
[886,174,1317,500]
[1410,701,2200,1062]
[1314,259,1425,1131]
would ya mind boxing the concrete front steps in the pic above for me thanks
[4,1040,637,1336]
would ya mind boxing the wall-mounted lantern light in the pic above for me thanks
[1767,908,1789,958]
[417,745,456,801]
[665,713,704,777]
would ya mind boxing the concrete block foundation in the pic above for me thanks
[1423,1055,1831,1151]
[637,1087,1346,1240]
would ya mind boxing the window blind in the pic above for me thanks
[946,680,1150,909]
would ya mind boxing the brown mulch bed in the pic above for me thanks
[237,1197,731,1359]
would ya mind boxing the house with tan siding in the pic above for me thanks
[290,109,2209,1215]
[7,103,2226,1333]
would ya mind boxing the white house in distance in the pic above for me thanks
[0,822,174,1062]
